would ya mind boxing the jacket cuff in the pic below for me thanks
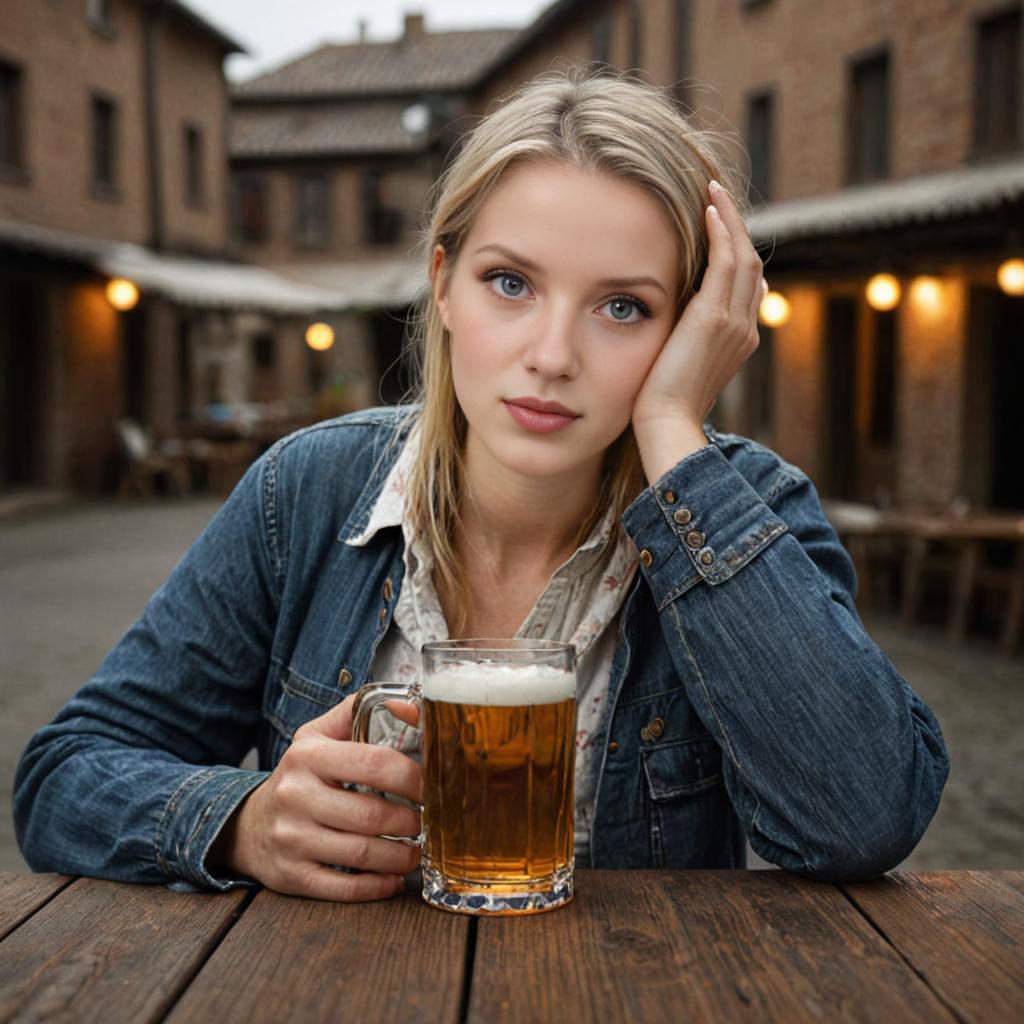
[621,443,788,610]
[155,766,270,891]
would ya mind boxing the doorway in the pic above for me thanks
[0,277,44,489]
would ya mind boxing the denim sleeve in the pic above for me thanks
[13,455,277,891]
[621,442,950,882]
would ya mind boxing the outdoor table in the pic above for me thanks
[2,869,1021,1021]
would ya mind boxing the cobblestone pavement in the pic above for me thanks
[2,500,1021,873]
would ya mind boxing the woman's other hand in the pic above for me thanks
[207,694,422,901]
[631,179,765,483]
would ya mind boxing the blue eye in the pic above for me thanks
[485,271,528,299]
[602,296,650,324]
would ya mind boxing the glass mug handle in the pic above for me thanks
[350,681,424,848]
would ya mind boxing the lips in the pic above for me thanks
[503,397,580,434]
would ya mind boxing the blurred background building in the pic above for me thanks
[0,0,346,495]
[2,0,1022,521]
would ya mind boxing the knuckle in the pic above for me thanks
[346,833,374,868]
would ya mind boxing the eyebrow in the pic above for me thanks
[472,243,669,297]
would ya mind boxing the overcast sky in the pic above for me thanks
[182,0,555,81]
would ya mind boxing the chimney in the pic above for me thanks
[403,12,425,41]
[357,19,368,43]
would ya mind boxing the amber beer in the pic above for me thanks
[420,640,576,914]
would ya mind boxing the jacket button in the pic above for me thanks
[379,607,387,626]
[662,489,677,504]
[699,549,714,566]
[338,668,352,687]
[673,507,692,525]
[647,717,665,738]
[686,530,705,549]
[639,549,653,567]
[607,740,619,753]
[383,578,393,602]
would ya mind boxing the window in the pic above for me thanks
[86,0,113,31]
[847,50,889,184]
[91,94,117,190]
[362,169,403,245]
[746,89,774,204]
[592,12,612,65]
[673,0,692,107]
[232,172,268,244]
[628,0,642,71]
[184,124,204,205]
[295,174,329,248]
[0,60,23,170]
[974,7,1021,156]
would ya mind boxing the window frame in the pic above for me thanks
[972,5,1022,158]
[89,91,119,197]
[294,172,330,249]
[0,57,25,176]
[845,46,891,186]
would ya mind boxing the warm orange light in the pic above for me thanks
[997,258,1024,296]
[106,278,139,311]
[910,276,944,315]
[305,322,335,352]
[759,290,791,327]
[866,273,901,311]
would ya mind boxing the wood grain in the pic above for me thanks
[842,870,1024,1023]
[0,877,248,1023]
[166,883,470,1024]
[467,869,956,1023]
[0,872,73,941]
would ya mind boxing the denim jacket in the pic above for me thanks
[14,406,949,887]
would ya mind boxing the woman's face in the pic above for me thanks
[432,160,680,486]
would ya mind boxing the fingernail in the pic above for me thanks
[709,179,721,193]
[708,204,719,219]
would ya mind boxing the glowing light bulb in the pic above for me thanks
[305,322,335,352]
[106,278,139,311]
[997,258,1024,296]
[866,274,901,311]
[759,290,791,327]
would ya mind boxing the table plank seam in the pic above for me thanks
[457,915,479,1024]
[0,875,78,944]
[154,886,260,1023]
[838,885,969,1024]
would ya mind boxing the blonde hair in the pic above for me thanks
[403,65,747,635]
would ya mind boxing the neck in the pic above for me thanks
[457,438,603,582]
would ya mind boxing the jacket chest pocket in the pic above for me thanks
[641,736,729,868]
[264,666,342,763]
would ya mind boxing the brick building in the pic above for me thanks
[228,13,522,407]
[228,0,1021,515]
[0,0,344,495]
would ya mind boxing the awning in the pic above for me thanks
[267,256,429,311]
[0,218,346,314]
[747,156,1024,243]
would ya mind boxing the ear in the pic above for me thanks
[430,243,452,331]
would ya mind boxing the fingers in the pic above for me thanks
[307,693,358,742]
[707,181,764,319]
[309,782,422,839]
[307,826,422,875]
[294,864,407,903]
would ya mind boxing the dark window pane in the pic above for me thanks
[974,8,1021,155]
[92,96,116,187]
[747,90,773,203]
[233,172,267,244]
[295,174,328,247]
[593,13,612,64]
[673,0,691,106]
[87,0,112,30]
[847,51,889,183]
[0,61,22,168]
[362,168,403,245]
[185,125,203,202]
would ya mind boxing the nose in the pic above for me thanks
[522,301,581,379]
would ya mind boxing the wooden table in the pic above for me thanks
[2,870,1021,1022]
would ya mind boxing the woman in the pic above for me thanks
[14,67,949,902]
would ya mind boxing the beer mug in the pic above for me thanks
[352,638,576,915]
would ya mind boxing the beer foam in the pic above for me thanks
[422,663,575,706]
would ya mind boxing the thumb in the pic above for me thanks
[308,690,422,743]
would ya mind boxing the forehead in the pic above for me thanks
[465,161,678,278]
